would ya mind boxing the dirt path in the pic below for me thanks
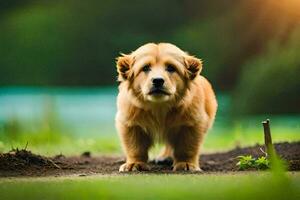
[0,142,299,177]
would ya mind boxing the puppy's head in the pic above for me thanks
[116,43,202,104]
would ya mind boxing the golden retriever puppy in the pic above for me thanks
[115,43,217,172]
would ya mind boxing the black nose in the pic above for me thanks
[152,78,165,87]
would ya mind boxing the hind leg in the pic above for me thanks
[155,144,173,165]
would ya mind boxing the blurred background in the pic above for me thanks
[0,0,299,155]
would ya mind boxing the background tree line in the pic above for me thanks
[0,0,299,115]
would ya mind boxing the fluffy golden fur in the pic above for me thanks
[115,43,217,172]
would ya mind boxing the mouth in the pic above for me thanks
[148,88,170,96]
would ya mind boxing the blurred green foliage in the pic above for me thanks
[0,0,299,115]
[233,27,300,115]
[0,172,299,200]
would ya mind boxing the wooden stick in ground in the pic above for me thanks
[262,119,275,157]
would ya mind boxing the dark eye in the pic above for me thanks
[142,64,151,72]
[166,64,176,73]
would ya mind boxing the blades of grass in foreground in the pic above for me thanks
[0,173,299,200]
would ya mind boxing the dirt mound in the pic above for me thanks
[0,142,299,177]
[0,149,60,173]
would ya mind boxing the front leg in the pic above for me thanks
[168,126,205,171]
[117,123,153,172]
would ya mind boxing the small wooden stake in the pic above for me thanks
[262,119,275,157]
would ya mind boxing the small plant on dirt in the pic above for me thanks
[254,156,270,170]
[237,155,270,170]
[236,155,255,170]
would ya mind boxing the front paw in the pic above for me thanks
[119,162,150,172]
[173,162,202,172]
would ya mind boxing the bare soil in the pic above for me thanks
[0,142,299,177]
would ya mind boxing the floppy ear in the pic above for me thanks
[116,54,133,81]
[184,56,203,80]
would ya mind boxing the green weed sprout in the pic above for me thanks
[237,155,270,170]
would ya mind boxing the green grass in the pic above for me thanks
[203,126,300,152]
[0,173,299,200]
[0,127,299,156]
[1,112,299,156]
[0,134,121,156]
[1,124,299,156]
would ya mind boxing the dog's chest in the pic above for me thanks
[137,108,187,139]
[141,109,169,137]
